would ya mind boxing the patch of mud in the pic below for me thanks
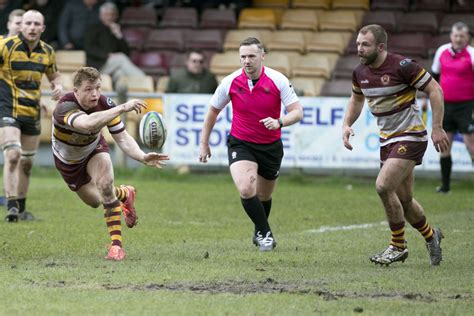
[99,279,471,302]
[23,277,472,302]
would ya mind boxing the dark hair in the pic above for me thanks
[359,24,388,46]
[239,37,264,51]
[73,67,101,87]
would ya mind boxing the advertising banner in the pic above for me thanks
[163,94,472,172]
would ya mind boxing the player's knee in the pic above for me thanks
[4,148,21,169]
[96,178,114,198]
[375,181,390,196]
[86,200,101,208]
[239,185,256,199]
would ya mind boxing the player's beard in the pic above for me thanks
[359,51,378,65]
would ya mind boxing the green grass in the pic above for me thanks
[0,168,473,315]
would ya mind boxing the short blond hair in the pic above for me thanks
[73,67,101,87]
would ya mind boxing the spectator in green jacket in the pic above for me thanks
[166,49,218,94]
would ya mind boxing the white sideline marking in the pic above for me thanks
[305,221,387,234]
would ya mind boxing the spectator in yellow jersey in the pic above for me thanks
[0,10,63,222]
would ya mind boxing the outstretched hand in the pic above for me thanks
[123,99,148,114]
[142,153,170,168]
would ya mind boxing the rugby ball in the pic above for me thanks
[139,111,167,150]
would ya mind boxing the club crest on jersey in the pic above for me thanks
[397,144,408,155]
[381,74,390,85]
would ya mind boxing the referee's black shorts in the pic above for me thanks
[227,135,284,180]
[443,101,474,134]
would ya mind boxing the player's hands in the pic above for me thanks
[142,152,169,168]
[259,117,280,130]
[51,85,63,101]
[122,99,147,114]
[199,142,211,163]
[342,125,355,150]
[431,127,449,153]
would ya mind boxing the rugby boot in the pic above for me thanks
[121,185,137,228]
[370,244,408,266]
[426,228,444,266]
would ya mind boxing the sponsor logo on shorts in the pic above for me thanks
[397,144,408,155]
[274,170,280,177]
[232,151,237,159]
[2,117,16,124]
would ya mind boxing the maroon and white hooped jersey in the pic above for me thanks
[210,66,299,144]
[52,93,125,164]
[352,53,432,146]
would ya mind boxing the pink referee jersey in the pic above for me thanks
[210,66,299,144]
[432,44,474,102]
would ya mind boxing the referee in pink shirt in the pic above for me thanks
[199,37,303,251]
[431,22,474,193]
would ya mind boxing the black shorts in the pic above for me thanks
[443,101,474,134]
[227,135,284,180]
[0,116,41,135]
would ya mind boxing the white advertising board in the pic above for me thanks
[163,94,472,172]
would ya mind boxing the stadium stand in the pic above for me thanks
[266,30,306,53]
[200,8,237,29]
[412,0,450,12]
[440,14,474,33]
[280,9,319,31]
[253,0,290,8]
[55,50,86,73]
[292,53,333,79]
[101,74,114,92]
[117,75,155,93]
[133,51,169,77]
[333,55,360,80]
[332,0,370,10]
[143,29,185,52]
[120,6,157,28]
[122,27,150,51]
[223,29,272,51]
[238,8,278,30]
[306,31,351,55]
[320,79,353,97]
[262,52,291,77]
[370,0,410,11]
[318,11,359,32]
[290,77,325,96]
[156,76,170,93]
[160,7,198,29]
[397,12,439,35]
[360,10,400,33]
[292,0,331,10]
[210,52,242,76]
[426,33,450,56]
[451,1,474,12]
[390,33,430,58]
[184,29,224,52]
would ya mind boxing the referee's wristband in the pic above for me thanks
[278,118,284,129]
